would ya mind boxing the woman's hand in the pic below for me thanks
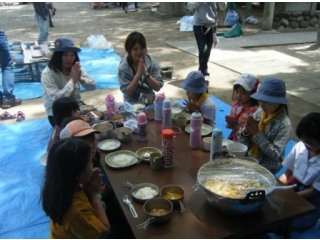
[137,58,147,77]
[84,168,101,198]
[70,62,82,83]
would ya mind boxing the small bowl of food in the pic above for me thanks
[92,122,114,141]
[79,104,95,115]
[203,137,211,151]
[87,110,104,122]
[227,142,248,158]
[114,127,133,143]
[131,183,159,203]
[160,184,185,207]
[143,197,173,223]
[135,147,162,162]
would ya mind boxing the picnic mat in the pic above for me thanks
[0,94,296,238]
[0,47,121,101]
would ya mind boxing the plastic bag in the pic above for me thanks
[224,10,239,26]
[87,35,112,49]
[176,15,194,32]
[224,23,243,38]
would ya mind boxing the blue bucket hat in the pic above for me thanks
[51,37,81,52]
[251,77,289,104]
[180,71,207,93]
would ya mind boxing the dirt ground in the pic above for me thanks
[1,2,319,140]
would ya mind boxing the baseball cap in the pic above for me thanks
[60,120,99,139]
[234,73,259,91]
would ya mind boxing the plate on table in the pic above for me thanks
[185,124,213,136]
[171,107,182,114]
[98,139,121,152]
[172,112,191,122]
[105,150,138,168]
[132,103,145,111]
[135,147,162,162]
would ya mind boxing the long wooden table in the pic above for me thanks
[100,118,315,238]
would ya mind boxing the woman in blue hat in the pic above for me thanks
[41,37,96,127]
[238,77,292,174]
[180,71,216,127]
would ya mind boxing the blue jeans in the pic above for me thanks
[0,30,15,99]
[35,14,49,42]
[193,25,215,77]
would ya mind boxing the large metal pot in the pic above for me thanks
[197,158,294,216]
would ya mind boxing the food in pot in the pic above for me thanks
[133,187,158,200]
[149,208,169,216]
[163,192,182,200]
[203,178,265,198]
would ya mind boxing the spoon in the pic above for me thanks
[123,195,138,218]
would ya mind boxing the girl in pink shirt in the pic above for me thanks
[225,73,259,142]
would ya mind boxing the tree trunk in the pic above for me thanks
[261,2,275,31]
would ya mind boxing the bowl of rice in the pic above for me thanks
[131,183,159,203]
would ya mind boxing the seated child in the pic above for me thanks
[47,97,80,151]
[180,71,216,127]
[238,77,292,174]
[279,112,320,231]
[42,138,111,238]
[225,73,259,142]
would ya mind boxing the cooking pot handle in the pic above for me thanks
[241,190,265,204]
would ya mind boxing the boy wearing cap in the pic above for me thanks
[238,77,292,174]
[180,71,216,127]
[41,37,96,127]
[225,73,259,142]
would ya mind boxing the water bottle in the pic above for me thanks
[189,111,202,149]
[161,129,174,168]
[154,93,165,121]
[106,94,115,120]
[137,112,147,141]
[209,128,223,161]
[161,99,172,130]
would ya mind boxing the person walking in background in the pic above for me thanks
[46,2,56,28]
[33,2,49,43]
[187,2,226,86]
[0,28,22,109]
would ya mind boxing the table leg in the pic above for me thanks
[34,63,41,82]
[28,65,35,82]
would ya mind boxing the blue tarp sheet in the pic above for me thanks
[0,47,121,100]
[0,94,301,238]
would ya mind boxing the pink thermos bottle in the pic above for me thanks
[189,111,202,149]
[137,112,148,141]
[106,94,115,119]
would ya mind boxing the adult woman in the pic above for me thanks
[41,36,96,127]
[118,31,163,102]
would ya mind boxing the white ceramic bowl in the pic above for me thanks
[203,137,211,151]
[227,142,248,158]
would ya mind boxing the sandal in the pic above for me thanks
[16,111,26,122]
[0,111,16,120]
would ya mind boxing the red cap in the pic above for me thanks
[162,129,174,139]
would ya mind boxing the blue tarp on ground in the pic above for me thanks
[0,94,300,238]
[0,47,121,100]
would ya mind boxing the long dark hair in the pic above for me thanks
[48,51,80,72]
[296,112,320,141]
[42,138,91,225]
[52,97,79,127]
[124,31,147,64]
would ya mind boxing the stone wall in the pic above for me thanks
[273,11,320,30]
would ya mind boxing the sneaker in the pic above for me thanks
[1,98,22,109]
